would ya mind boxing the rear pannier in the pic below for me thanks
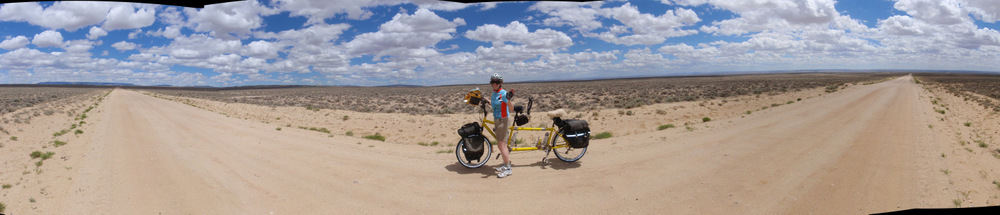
[560,119,590,148]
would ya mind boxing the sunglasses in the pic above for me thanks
[490,80,501,84]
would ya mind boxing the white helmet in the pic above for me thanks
[490,73,503,82]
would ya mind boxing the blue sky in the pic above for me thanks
[0,0,999,86]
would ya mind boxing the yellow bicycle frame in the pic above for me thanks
[482,118,571,152]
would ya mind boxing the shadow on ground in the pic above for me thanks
[444,154,583,178]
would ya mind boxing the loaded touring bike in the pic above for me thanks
[455,88,591,169]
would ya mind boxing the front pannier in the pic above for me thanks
[462,135,486,161]
[458,122,485,161]
[457,122,482,138]
[560,119,591,148]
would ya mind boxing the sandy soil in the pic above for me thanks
[1,75,999,214]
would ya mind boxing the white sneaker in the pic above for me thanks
[498,167,512,178]
[495,165,508,172]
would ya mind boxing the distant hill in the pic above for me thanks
[38,82,137,86]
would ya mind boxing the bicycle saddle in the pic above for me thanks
[546,109,566,118]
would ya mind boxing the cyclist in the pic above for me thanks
[490,73,514,178]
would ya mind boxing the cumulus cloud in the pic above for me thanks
[87,26,109,40]
[465,21,573,50]
[0,2,111,31]
[344,8,463,60]
[676,0,839,35]
[0,36,30,50]
[530,2,700,45]
[184,0,279,39]
[964,0,1000,23]
[102,4,157,31]
[112,41,138,51]
[529,1,606,32]
[32,30,64,48]
[273,0,485,25]
[244,40,281,59]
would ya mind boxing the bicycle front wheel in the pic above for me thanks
[455,136,493,168]
[551,131,587,162]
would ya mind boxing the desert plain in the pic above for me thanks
[1,73,1000,214]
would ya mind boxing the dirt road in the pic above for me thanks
[47,75,945,214]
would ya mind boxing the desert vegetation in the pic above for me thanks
[136,73,896,115]
[914,73,1000,111]
[0,86,106,115]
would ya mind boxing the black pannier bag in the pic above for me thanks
[457,122,485,161]
[514,115,529,126]
[462,135,486,161]
[560,119,591,148]
[457,122,482,138]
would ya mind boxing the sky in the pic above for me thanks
[0,0,998,87]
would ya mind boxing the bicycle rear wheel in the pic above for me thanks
[551,131,586,162]
[455,136,493,168]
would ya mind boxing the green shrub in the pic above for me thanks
[53,140,67,147]
[593,132,612,140]
[363,133,386,141]
[9,136,16,141]
[702,117,712,122]
[658,124,675,130]
[53,129,70,137]
[346,131,354,136]
[40,151,55,160]
[2,184,11,189]
[30,151,42,159]
[75,129,83,135]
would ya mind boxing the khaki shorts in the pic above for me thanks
[494,117,509,145]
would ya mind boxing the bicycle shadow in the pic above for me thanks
[444,159,582,178]
[444,163,497,178]
[524,159,582,170]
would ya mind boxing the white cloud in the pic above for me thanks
[32,30,64,48]
[344,8,463,59]
[273,0,483,26]
[465,21,573,50]
[146,34,242,60]
[254,23,351,45]
[0,36,30,50]
[529,1,606,32]
[102,4,157,31]
[0,48,55,70]
[185,0,278,39]
[162,25,182,38]
[964,0,1000,23]
[529,2,700,45]
[244,40,281,59]
[676,0,839,35]
[275,0,379,23]
[598,4,700,45]
[112,41,138,51]
[894,0,966,25]
[87,26,108,40]
[0,2,112,31]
